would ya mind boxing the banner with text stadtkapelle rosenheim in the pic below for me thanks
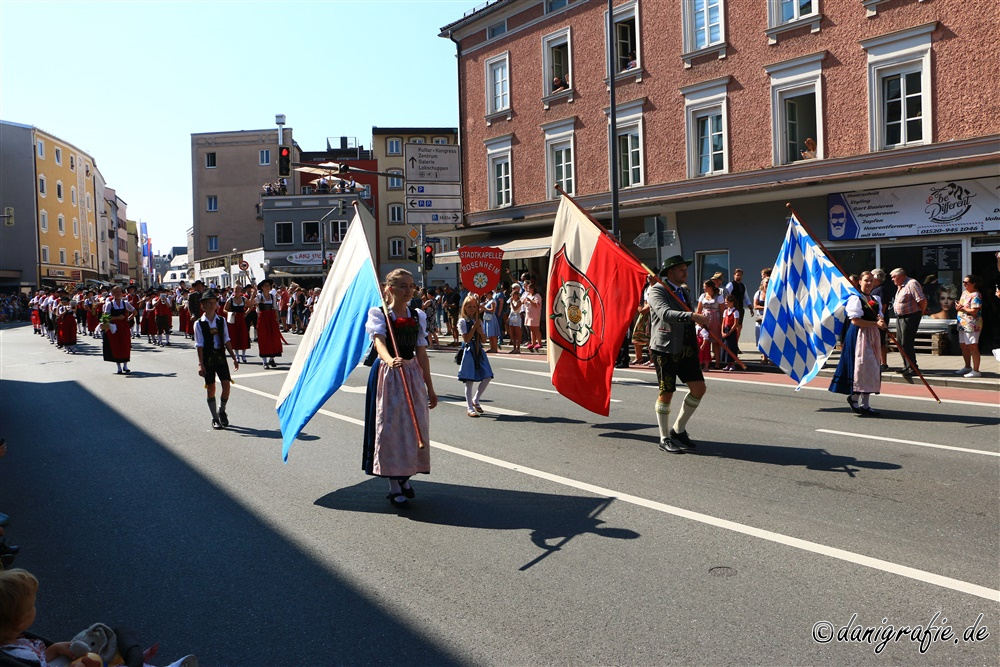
[827,177,1000,241]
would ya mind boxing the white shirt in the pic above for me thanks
[193,314,230,349]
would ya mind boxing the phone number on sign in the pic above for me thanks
[812,612,990,655]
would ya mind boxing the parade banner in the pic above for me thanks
[827,177,1000,240]
[459,246,504,295]
[547,196,648,416]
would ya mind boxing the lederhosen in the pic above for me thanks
[199,317,231,384]
[652,285,703,394]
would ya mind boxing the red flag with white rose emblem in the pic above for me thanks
[547,196,648,415]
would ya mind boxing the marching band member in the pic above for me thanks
[103,285,136,375]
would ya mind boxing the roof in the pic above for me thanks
[372,127,458,135]
[439,0,514,35]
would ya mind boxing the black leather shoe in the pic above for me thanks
[219,411,229,427]
[386,493,410,508]
[847,396,861,414]
[212,419,223,430]
[659,438,684,454]
[670,428,696,449]
[858,407,880,417]
[399,482,415,499]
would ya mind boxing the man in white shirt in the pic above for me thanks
[194,290,240,429]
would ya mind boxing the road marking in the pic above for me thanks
[235,370,289,379]
[508,368,551,378]
[230,382,999,602]
[817,429,1000,457]
[430,372,621,402]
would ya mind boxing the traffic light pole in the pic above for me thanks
[418,224,426,289]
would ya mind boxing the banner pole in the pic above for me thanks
[784,203,940,403]
[553,186,746,370]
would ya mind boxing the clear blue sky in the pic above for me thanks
[0,0,471,252]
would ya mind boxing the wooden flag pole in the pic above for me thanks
[785,203,940,403]
[553,186,747,370]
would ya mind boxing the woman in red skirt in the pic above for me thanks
[56,295,78,353]
[85,291,100,338]
[178,289,191,338]
[103,285,135,374]
[224,284,251,363]
[255,278,283,368]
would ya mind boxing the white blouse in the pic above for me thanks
[365,307,428,348]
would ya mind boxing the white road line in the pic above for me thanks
[442,400,527,416]
[508,368,552,378]
[430,372,621,402]
[230,382,999,602]
[236,370,289,379]
[817,429,1000,457]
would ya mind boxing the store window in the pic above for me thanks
[695,250,729,290]
[881,242,962,316]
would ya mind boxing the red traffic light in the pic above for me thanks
[424,245,434,254]
[280,147,290,157]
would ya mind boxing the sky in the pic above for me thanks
[0,0,474,252]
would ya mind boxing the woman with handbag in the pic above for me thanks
[456,295,494,416]
[224,284,251,363]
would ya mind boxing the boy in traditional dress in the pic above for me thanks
[194,290,240,429]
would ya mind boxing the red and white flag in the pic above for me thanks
[546,196,648,415]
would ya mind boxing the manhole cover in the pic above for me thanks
[708,566,737,577]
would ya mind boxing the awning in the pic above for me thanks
[437,234,552,265]
[270,266,324,277]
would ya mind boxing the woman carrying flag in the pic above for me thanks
[363,269,437,509]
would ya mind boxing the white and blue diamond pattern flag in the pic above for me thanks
[758,213,855,389]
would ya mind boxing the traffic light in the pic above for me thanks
[339,199,348,215]
[423,244,435,271]
[407,246,419,263]
[278,146,292,177]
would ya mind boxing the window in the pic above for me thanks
[334,219,349,243]
[387,138,402,155]
[86,193,92,211]
[362,184,372,199]
[682,0,726,65]
[543,118,576,198]
[765,52,825,164]
[409,137,425,144]
[73,218,79,237]
[389,237,404,259]
[74,251,81,266]
[71,186,77,205]
[606,98,645,188]
[610,2,640,75]
[861,23,935,151]
[259,149,271,165]
[54,148,62,165]
[207,236,219,252]
[56,182,63,201]
[38,175,46,196]
[766,0,821,44]
[57,215,65,234]
[275,222,293,245]
[387,170,403,190]
[40,211,48,232]
[303,221,320,243]
[682,77,730,178]
[89,222,94,241]
[37,140,44,159]
[389,204,404,224]
[207,195,218,212]
[41,246,49,263]
[543,28,572,95]
[696,250,729,290]
[432,137,449,145]
[488,20,507,40]
[546,0,568,12]
[485,134,513,208]
[205,152,217,168]
[70,155,75,171]
[485,52,510,117]
[59,248,66,265]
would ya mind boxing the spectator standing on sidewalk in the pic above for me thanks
[956,275,983,378]
[890,268,927,376]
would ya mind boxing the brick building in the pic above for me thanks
[440,0,999,306]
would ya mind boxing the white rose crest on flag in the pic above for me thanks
[551,279,595,347]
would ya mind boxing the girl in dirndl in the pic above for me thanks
[225,285,251,363]
[457,295,494,417]
[829,271,885,416]
[363,269,438,509]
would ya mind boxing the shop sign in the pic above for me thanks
[828,177,1000,240]
[459,246,503,295]
[286,251,324,265]
[47,269,82,279]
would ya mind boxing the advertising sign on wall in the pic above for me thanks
[827,177,1000,240]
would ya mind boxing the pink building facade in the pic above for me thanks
[440,0,999,312]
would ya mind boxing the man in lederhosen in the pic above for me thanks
[194,290,240,430]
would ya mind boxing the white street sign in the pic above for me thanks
[405,183,462,197]
[404,143,460,183]
[406,211,463,225]
[406,196,462,212]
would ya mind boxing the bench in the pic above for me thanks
[887,317,957,356]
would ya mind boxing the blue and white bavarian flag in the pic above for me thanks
[758,213,855,389]
[277,214,383,461]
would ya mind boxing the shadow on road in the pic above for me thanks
[0,378,463,667]
[315,480,639,570]
[690,441,902,477]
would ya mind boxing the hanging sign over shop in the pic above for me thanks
[459,246,504,295]
[827,177,1000,240]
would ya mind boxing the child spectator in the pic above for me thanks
[720,294,742,371]
[696,324,712,371]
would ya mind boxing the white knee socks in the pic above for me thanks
[473,378,491,405]
[655,400,671,442]
[673,394,701,434]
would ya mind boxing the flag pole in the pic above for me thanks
[361,201,427,448]
[785,203,940,403]
[553,186,746,370]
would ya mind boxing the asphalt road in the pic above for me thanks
[1,322,998,666]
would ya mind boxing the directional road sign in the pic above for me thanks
[407,212,463,225]
[406,183,462,197]
[404,144,460,183]
[407,196,462,212]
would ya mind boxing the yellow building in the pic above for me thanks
[33,128,99,287]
